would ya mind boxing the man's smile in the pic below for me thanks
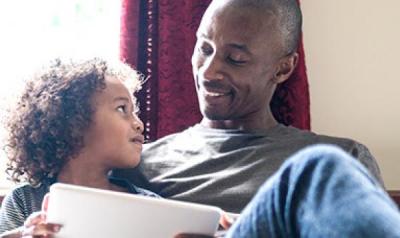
[200,86,233,104]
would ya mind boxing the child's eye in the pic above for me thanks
[117,105,127,113]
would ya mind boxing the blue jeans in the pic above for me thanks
[226,145,400,238]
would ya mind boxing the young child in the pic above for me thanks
[0,58,159,237]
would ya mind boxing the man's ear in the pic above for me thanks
[273,52,298,84]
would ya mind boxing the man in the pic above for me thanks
[178,145,400,237]
[115,0,383,214]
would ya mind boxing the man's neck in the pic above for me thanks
[201,113,278,131]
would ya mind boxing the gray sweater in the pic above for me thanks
[115,124,383,213]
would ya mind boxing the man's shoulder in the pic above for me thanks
[282,126,383,184]
[309,131,367,156]
[277,125,363,152]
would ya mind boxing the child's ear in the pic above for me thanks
[273,52,298,84]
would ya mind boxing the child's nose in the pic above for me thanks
[132,115,144,133]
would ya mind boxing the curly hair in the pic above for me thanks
[4,58,142,186]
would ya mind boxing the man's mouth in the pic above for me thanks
[200,87,233,107]
[204,91,230,97]
[196,77,233,103]
[201,86,232,97]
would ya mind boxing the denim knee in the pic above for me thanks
[281,144,378,186]
[284,144,359,171]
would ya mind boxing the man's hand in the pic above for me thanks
[174,212,239,238]
[219,212,239,230]
[175,234,214,238]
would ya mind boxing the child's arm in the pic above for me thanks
[0,227,22,238]
[0,211,60,238]
[0,191,61,238]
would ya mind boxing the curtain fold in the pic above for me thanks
[120,0,310,142]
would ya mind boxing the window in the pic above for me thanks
[0,0,121,194]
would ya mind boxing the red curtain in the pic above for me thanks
[120,0,310,142]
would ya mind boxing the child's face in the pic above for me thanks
[82,76,144,169]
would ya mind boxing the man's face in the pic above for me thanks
[192,4,285,122]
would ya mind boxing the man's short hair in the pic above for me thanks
[227,0,302,54]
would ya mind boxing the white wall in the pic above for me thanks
[302,1,400,189]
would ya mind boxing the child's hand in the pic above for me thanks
[20,193,61,237]
[21,211,61,237]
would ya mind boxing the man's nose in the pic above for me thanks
[202,55,224,81]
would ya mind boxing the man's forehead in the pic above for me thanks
[198,4,278,41]
[201,2,277,31]
[207,0,276,16]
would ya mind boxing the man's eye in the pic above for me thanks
[199,45,213,56]
[227,56,247,65]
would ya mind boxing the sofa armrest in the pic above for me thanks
[388,190,400,208]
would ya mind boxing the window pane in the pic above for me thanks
[0,0,121,192]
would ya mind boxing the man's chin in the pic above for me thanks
[201,109,229,121]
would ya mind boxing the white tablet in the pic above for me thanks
[47,183,222,238]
